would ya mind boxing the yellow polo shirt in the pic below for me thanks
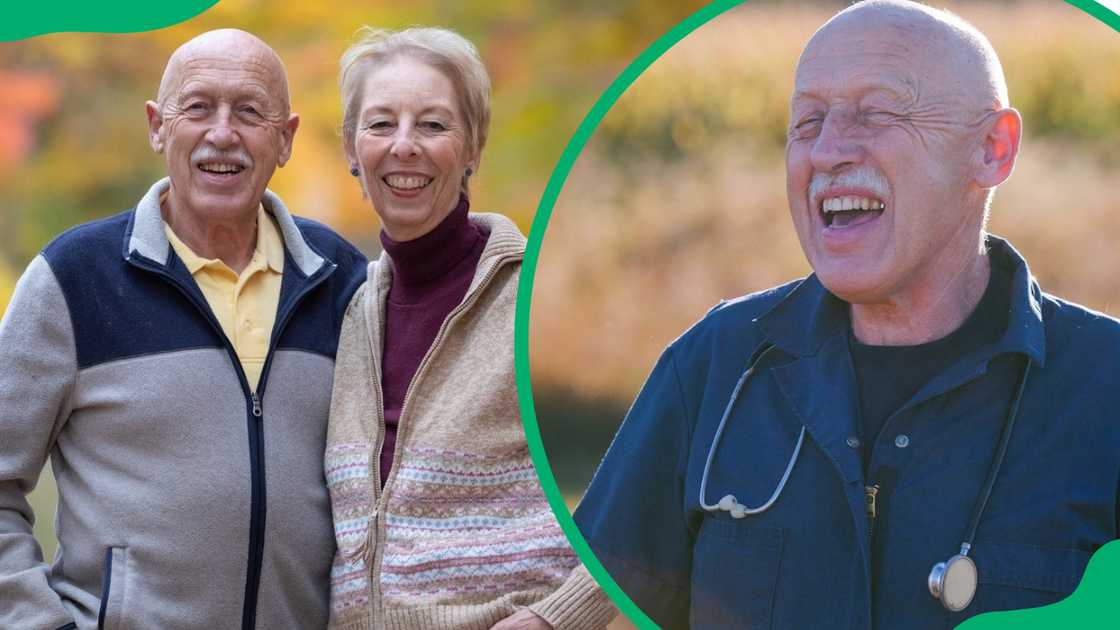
[164,206,284,391]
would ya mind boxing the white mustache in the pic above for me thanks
[192,146,252,168]
[809,169,890,203]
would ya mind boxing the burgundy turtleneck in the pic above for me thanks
[378,195,488,485]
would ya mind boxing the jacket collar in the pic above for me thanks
[371,211,525,293]
[462,212,525,293]
[125,177,327,278]
[756,235,1046,367]
[364,211,524,367]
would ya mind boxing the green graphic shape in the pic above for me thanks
[2,1,217,41]
[513,0,1120,628]
[960,539,1120,629]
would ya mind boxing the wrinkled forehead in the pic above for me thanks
[793,21,947,104]
[161,46,290,109]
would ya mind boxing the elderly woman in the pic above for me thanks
[324,27,614,630]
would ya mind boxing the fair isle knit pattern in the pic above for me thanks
[326,441,375,619]
[325,214,615,630]
[380,447,577,604]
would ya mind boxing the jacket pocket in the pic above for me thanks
[97,546,128,630]
[969,541,1091,611]
[689,518,784,630]
[975,541,1091,592]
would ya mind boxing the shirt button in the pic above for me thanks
[846,436,860,449]
[894,434,911,448]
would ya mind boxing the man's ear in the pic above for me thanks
[145,101,165,153]
[276,113,300,167]
[974,108,1021,189]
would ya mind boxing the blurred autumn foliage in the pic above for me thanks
[529,0,1120,496]
[0,0,712,310]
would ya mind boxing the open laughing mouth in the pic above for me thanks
[383,174,433,191]
[821,195,885,229]
[197,162,246,177]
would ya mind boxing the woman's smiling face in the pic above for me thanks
[350,54,476,242]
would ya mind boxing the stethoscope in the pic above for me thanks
[698,342,1033,613]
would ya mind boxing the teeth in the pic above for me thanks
[822,196,885,213]
[385,175,432,190]
[199,163,243,173]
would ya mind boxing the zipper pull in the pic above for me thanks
[251,392,262,418]
[865,483,880,536]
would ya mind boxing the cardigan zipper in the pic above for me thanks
[128,254,335,630]
[367,252,518,621]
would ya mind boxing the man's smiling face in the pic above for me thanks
[147,31,298,223]
[785,11,992,307]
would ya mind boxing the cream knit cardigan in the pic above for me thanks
[325,213,614,630]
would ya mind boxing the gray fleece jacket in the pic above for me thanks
[0,178,366,629]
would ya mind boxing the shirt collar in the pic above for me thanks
[756,235,1046,366]
[163,203,283,276]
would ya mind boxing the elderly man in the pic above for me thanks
[575,1,1120,628]
[0,30,365,628]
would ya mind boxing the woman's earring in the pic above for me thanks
[465,167,474,177]
[350,167,359,177]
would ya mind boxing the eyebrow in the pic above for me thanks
[359,103,456,118]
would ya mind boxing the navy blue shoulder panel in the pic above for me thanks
[40,209,223,370]
[670,279,803,355]
[1040,294,1120,373]
[272,217,367,360]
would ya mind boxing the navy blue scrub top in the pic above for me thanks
[574,237,1120,630]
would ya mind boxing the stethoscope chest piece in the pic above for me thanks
[928,552,978,612]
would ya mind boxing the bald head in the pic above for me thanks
[784,0,1022,314]
[157,29,291,117]
[804,0,1008,112]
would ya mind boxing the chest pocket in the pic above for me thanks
[968,541,1091,613]
[690,517,784,630]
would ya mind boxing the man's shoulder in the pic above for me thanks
[40,209,133,269]
[1040,292,1120,358]
[290,215,365,269]
[704,278,805,322]
[668,278,805,354]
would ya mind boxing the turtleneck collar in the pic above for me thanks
[379,193,485,291]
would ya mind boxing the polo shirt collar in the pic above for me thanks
[163,204,283,275]
[756,235,1046,366]
[127,177,325,277]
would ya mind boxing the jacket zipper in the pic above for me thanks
[367,252,517,621]
[240,263,336,630]
[865,484,879,537]
[129,254,335,630]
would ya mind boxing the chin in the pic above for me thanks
[813,266,889,306]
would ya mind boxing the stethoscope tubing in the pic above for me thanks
[698,344,806,516]
[962,358,1032,550]
[696,336,1034,614]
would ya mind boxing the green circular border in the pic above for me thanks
[514,1,1120,628]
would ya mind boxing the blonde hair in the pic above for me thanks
[339,26,491,178]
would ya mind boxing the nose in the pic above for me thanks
[809,109,863,174]
[389,124,421,160]
[204,105,239,149]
